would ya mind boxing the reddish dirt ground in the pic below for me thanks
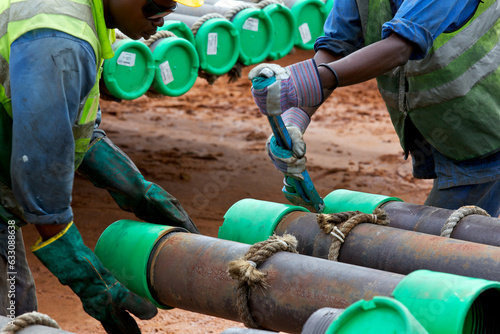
[20,49,433,333]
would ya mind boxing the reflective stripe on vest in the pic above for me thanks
[356,0,500,160]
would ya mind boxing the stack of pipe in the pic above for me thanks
[174,1,274,65]
[95,220,500,333]
[165,13,240,76]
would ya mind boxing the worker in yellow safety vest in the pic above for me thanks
[0,0,202,332]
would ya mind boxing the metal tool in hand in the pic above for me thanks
[258,68,325,213]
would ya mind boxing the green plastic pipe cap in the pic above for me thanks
[231,8,274,65]
[149,37,199,97]
[103,39,155,100]
[322,189,403,214]
[94,219,187,309]
[263,4,297,60]
[195,18,240,75]
[392,270,500,334]
[289,0,328,50]
[326,297,428,334]
[218,198,309,244]
[158,20,196,45]
[323,0,333,14]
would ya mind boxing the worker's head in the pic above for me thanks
[104,0,203,40]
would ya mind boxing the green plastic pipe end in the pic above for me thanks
[158,21,196,45]
[322,189,403,214]
[94,219,187,309]
[218,198,309,244]
[149,37,199,97]
[195,18,240,75]
[323,0,333,14]
[263,4,297,60]
[326,297,428,334]
[103,39,155,100]
[231,8,274,65]
[289,0,328,50]
[393,270,500,334]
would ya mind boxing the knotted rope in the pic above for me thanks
[114,30,128,40]
[223,2,255,21]
[0,312,60,334]
[142,30,177,47]
[255,0,284,9]
[191,13,226,36]
[317,209,389,261]
[440,205,490,238]
[228,234,298,328]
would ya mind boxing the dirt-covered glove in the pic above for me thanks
[32,223,158,334]
[266,107,310,180]
[249,59,323,116]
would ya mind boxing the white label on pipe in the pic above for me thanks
[160,60,174,85]
[117,52,136,67]
[299,23,312,44]
[207,33,218,55]
[243,18,259,31]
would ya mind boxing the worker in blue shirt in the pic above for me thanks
[249,0,500,217]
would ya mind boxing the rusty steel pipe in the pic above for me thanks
[276,211,500,282]
[381,201,500,246]
[148,233,403,334]
[0,316,76,333]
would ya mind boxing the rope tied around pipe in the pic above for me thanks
[223,2,255,21]
[256,0,284,9]
[190,13,226,35]
[190,13,235,85]
[143,30,177,47]
[440,205,490,238]
[0,312,61,334]
[114,30,128,40]
[317,209,389,261]
[228,234,298,328]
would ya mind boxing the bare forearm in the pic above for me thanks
[36,224,68,240]
[316,33,415,89]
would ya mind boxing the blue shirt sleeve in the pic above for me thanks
[315,0,363,56]
[316,0,481,60]
[383,0,481,59]
[9,29,97,225]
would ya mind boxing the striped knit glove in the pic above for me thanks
[266,107,311,180]
[249,59,323,116]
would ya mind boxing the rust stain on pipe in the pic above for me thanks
[381,201,500,246]
[149,233,402,333]
[276,211,500,282]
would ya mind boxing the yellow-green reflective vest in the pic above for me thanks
[356,0,500,161]
[0,0,114,170]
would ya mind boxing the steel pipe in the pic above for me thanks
[221,329,278,334]
[381,201,500,246]
[276,211,500,282]
[0,316,76,334]
[96,220,500,334]
[148,232,403,333]
[323,189,500,247]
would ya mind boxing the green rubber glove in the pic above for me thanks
[77,131,200,234]
[32,223,158,334]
